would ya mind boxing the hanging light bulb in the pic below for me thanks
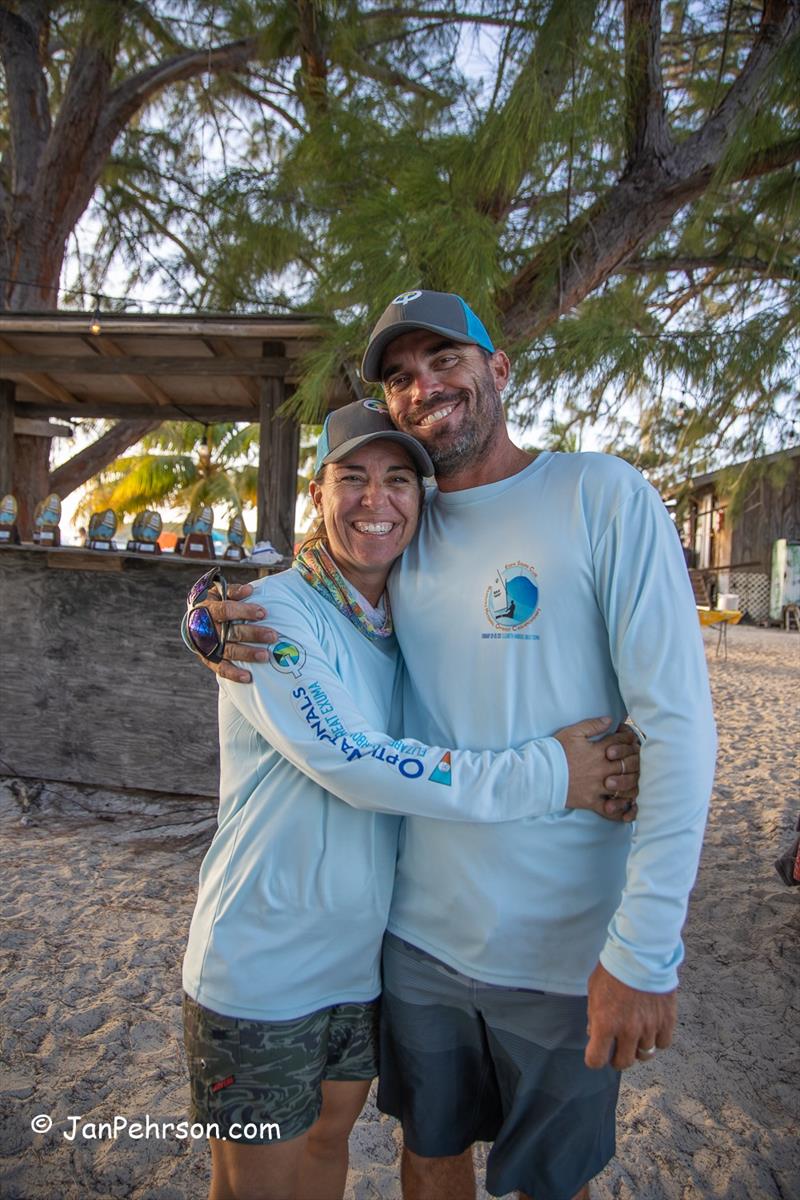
[89,295,102,336]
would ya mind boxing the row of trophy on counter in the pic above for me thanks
[175,506,247,560]
[0,493,252,561]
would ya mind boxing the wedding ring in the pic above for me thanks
[620,758,627,774]
[637,1045,657,1059]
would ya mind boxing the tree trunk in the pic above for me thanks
[0,3,268,529]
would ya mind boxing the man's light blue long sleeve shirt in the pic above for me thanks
[387,451,717,994]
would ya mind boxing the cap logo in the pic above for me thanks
[362,398,388,413]
[392,290,422,305]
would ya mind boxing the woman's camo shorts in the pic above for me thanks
[183,993,380,1142]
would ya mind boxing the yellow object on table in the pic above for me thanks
[697,607,743,658]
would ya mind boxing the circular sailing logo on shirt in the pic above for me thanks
[484,562,540,631]
[270,639,307,678]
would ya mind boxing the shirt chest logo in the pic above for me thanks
[483,562,541,639]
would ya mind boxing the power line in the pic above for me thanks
[0,271,295,316]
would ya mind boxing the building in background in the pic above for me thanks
[674,447,800,624]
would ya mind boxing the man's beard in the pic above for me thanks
[408,366,505,478]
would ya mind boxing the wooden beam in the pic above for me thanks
[16,399,262,421]
[47,551,124,572]
[14,417,74,438]
[0,316,323,340]
[201,337,260,407]
[81,335,173,408]
[0,354,291,377]
[0,336,85,407]
[257,341,299,556]
[0,380,15,496]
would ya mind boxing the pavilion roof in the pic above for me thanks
[0,311,352,423]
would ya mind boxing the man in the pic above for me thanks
[195,290,716,1200]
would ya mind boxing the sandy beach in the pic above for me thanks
[1,625,798,1200]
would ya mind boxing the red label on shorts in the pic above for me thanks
[211,1075,235,1093]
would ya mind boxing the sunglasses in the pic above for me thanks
[181,567,230,663]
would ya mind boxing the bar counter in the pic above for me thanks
[0,544,270,797]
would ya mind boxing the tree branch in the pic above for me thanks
[619,254,799,282]
[340,50,446,101]
[295,0,330,120]
[30,33,267,256]
[49,418,161,500]
[227,77,306,134]
[624,0,671,164]
[96,37,263,163]
[499,2,800,344]
[678,0,798,178]
[361,7,533,28]
[35,2,127,236]
[737,135,800,180]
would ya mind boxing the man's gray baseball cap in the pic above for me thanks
[361,289,495,383]
[315,398,434,476]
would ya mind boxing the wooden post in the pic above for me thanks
[0,380,14,498]
[13,432,52,541]
[257,341,300,557]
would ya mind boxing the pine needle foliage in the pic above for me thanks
[153,0,797,492]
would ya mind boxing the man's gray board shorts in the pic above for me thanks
[377,934,620,1199]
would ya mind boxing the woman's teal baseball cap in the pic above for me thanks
[315,398,434,476]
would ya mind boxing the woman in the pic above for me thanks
[182,399,639,1200]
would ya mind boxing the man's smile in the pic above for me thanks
[414,399,462,429]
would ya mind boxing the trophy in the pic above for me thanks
[224,514,247,561]
[0,494,21,545]
[180,505,215,559]
[127,509,162,554]
[174,511,191,556]
[86,508,118,551]
[32,493,62,546]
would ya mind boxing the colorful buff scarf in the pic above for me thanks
[293,542,393,640]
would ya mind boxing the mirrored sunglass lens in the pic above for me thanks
[187,568,217,607]
[187,606,220,656]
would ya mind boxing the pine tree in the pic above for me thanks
[184,1,800,496]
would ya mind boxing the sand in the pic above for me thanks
[1,626,798,1200]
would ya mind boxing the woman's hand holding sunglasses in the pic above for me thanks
[183,572,278,682]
